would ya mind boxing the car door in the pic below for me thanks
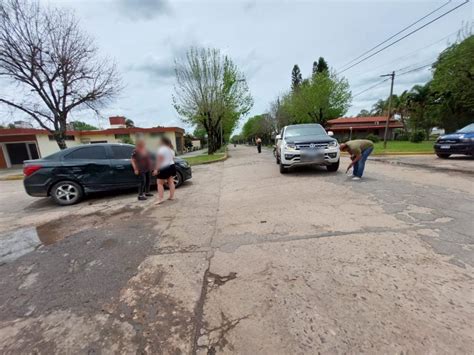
[61,145,113,191]
[108,145,140,188]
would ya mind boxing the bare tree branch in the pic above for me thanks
[0,0,121,149]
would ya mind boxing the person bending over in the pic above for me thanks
[340,139,374,181]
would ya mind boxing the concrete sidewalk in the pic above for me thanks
[0,168,23,180]
[370,154,474,175]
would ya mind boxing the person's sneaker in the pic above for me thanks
[347,173,354,177]
[145,193,154,197]
[138,195,147,201]
[352,176,361,181]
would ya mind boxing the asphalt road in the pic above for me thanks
[0,145,473,354]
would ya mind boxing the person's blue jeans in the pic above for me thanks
[353,147,373,178]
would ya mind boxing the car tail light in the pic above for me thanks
[23,165,42,177]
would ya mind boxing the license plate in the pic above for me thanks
[441,145,450,149]
[301,149,324,162]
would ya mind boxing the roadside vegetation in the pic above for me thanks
[372,141,434,154]
[183,153,226,166]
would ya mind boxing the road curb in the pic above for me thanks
[370,158,474,176]
[187,151,228,166]
[0,175,23,181]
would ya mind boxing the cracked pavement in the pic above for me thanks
[0,145,473,354]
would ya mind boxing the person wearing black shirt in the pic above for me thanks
[131,139,153,201]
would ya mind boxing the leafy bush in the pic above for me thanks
[365,133,380,143]
[410,130,425,143]
[395,133,410,141]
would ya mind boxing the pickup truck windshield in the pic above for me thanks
[285,125,326,138]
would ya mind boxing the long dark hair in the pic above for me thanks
[161,136,174,150]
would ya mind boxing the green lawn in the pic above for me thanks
[372,140,434,154]
[183,153,226,165]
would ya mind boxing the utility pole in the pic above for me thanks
[381,71,395,149]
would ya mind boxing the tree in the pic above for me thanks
[430,35,474,132]
[0,0,120,150]
[241,114,274,144]
[173,47,253,154]
[315,57,329,74]
[284,70,351,125]
[407,83,436,136]
[371,99,387,115]
[291,65,302,91]
[125,119,135,128]
[356,109,371,117]
[72,121,98,130]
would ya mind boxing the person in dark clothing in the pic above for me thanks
[131,139,153,201]
[256,137,262,153]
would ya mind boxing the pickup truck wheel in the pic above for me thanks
[51,180,83,206]
[326,160,340,172]
[279,162,288,174]
[436,153,450,159]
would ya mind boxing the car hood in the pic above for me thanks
[285,134,336,144]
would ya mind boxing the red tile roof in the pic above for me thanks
[327,116,396,124]
[0,126,184,136]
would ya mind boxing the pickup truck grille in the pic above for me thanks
[295,143,329,150]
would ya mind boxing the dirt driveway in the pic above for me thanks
[0,145,473,354]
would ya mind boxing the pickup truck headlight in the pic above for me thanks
[284,143,297,151]
[328,141,338,148]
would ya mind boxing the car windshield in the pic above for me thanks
[457,123,474,133]
[285,125,326,138]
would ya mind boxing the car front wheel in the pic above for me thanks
[436,153,451,159]
[279,162,288,174]
[50,180,83,206]
[173,171,183,187]
[326,160,340,172]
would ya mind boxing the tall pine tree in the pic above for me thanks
[316,57,329,74]
[291,64,302,91]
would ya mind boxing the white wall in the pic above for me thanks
[36,134,81,157]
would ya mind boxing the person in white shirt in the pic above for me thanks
[153,137,176,204]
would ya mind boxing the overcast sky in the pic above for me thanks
[2,0,473,132]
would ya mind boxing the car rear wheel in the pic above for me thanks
[51,181,83,206]
[326,160,340,172]
[436,153,451,159]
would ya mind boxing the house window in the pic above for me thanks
[114,134,130,139]
[48,135,75,141]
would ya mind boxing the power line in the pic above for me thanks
[338,0,453,71]
[398,63,434,76]
[352,78,390,98]
[338,0,470,74]
[351,27,462,77]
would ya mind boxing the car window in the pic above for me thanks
[457,123,474,133]
[284,125,325,138]
[111,145,134,159]
[64,146,108,160]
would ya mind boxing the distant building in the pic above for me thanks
[326,116,403,140]
[0,116,184,168]
[13,121,33,129]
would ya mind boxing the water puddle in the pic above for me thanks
[0,205,143,265]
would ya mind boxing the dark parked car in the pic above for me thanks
[434,123,474,158]
[23,143,192,205]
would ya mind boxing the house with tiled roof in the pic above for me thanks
[326,116,403,140]
[0,116,184,168]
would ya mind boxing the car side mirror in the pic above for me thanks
[275,134,281,140]
[327,131,334,137]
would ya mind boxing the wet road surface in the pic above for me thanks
[0,145,473,353]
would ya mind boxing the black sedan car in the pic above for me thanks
[434,123,474,158]
[23,143,192,205]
